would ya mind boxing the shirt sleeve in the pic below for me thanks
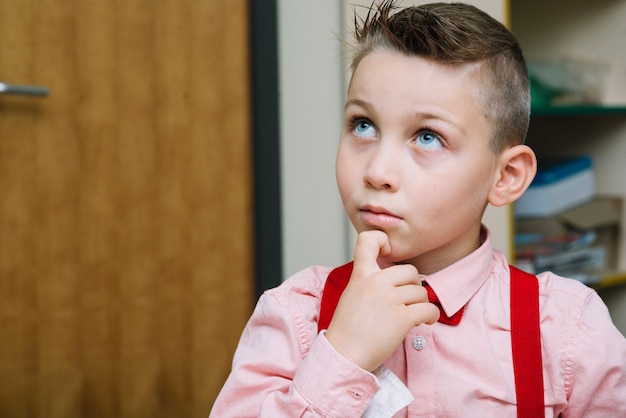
[209,274,380,417]
[562,289,626,417]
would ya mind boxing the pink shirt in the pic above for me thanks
[210,232,626,417]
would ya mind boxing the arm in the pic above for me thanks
[563,290,626,417]
[209,273,380,418]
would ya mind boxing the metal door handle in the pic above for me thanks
[0,82,48,97]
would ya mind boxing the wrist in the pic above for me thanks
[325,326,379,372]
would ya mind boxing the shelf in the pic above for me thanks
[591,272,626,291]
[531,104,626,117]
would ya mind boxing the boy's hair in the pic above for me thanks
[349,1,530,152]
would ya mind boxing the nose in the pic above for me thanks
[363,143,399,191]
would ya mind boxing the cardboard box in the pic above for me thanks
[515,196,622,283]
[560,197,621,270]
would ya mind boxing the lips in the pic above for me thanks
[359,205,402,228]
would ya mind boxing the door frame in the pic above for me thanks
[250,0,283,298]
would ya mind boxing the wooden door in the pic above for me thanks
[0,1,253,417]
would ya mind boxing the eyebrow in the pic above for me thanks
[344,98,371,112]
[411,111,467,136]
[408,111,455,126]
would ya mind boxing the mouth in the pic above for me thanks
[359,205,403,228]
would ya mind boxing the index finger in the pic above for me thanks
[352,230,391,277]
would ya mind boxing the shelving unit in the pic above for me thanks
[522,110,626,290]
[510,0,626,316]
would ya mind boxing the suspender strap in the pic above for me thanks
[318,261,353,333]
[510,265,545,417]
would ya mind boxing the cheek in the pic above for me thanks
[421,164,491,211]
[448,168,494,213]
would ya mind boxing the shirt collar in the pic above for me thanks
[419,226,494,318]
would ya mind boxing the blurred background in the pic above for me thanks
[1,0,625,417]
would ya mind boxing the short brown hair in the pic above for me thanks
[348,1,530,152]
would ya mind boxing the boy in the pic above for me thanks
[210,1,626,416]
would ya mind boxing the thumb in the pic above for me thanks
[352,230,391,278]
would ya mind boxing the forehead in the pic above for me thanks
[349,49,484,99]
[347,50,490,132]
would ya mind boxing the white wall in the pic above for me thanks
[277,0,349,277]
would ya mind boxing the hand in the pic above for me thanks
[325,230,440,372]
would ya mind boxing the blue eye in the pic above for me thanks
[416,131,443,150]
[352,119,377,138]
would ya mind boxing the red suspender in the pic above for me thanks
[510,265,545,417]
[318,261,353,332]
[318,263,545,417]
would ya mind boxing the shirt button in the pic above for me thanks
[412,335,426,350]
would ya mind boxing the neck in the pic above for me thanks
[405,225,485,275]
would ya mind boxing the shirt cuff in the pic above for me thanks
[293,331,380,416]
[364,366,414,418]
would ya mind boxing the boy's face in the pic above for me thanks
[336,50,500,273]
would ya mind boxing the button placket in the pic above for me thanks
[406,328,436,416]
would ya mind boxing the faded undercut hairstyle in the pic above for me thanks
[348,0,530,152]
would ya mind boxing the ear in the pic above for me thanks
[488,145,537,207]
